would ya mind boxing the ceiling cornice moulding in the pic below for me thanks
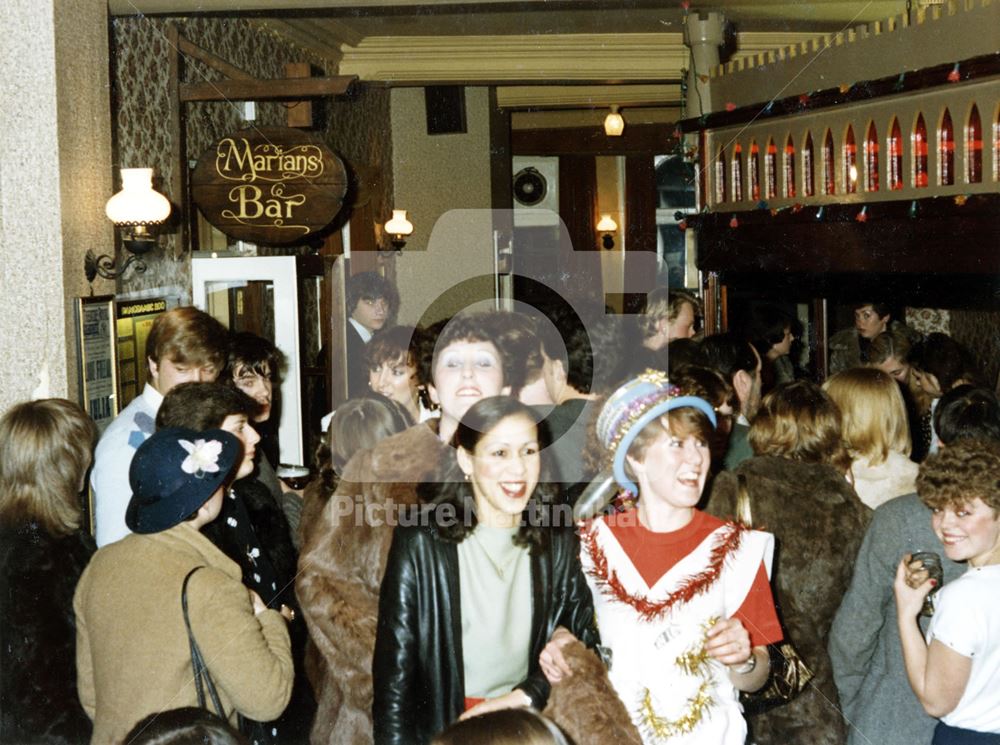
[337,32,819,84]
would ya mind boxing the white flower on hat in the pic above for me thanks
[179,438,223,477]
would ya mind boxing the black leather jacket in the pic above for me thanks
[372,522,598,745]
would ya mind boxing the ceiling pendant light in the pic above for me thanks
[604,105,625,137]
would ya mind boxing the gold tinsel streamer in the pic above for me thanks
[637,682,714,740]
[674,616,719,676]
[675,644,710,677]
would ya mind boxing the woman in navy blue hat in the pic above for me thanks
[73,427,294,745]
[539,370,782,745]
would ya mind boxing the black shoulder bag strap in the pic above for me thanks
[181,566,225,717]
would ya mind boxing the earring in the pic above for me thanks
[464,472,470,481]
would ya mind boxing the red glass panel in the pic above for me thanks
[802,132,815,197]
[732,143,744,201]
[784,136,796,198]
[749,141,761,201]
[843,125,857,194]
[913,113,928,188]
[965,105,982,184]
[823,130,835,195]
[715,147,727,202]
[765,139,777,199]
[865,121,879,192]
[888,118,903,190]
[940,108,954,186]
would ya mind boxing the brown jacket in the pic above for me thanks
[74,521,293,745]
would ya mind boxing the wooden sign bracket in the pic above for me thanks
[166,24,357,259]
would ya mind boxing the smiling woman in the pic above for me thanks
[373,397,598,745]
[895,440,1000,744]
[545,371,780,745]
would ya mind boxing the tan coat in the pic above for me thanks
[74,521,293,745]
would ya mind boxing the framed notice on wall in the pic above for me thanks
[74,296,119,435]
[115,298,168,409]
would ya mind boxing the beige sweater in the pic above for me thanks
[74,521,292,745]
[850,450,920,509]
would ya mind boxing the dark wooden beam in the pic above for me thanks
[177,34,254,80]
[691,194,1000,276]
[179,75,356,102]
[513,123,679,156]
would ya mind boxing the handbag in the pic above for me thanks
[181,568,273,745]
[734,475,814,713]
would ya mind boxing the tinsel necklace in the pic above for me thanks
[582,518,745,622]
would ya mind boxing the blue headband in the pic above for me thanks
[596,371,717,495]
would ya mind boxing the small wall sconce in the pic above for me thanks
[597,214,618,249]
[85,168,171,282]
[383,209,414,252]
[604,106,625,137]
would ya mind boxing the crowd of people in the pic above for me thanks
[1,279,999,745]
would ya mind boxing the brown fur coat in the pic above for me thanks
[297,424,448,745]
[706,456,872,745]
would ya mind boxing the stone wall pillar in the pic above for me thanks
[0,0,114,411]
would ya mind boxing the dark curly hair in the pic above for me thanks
[429,397,559,553]
[346,271,399,322]
[221,331,284,384]
[917,439,1000,514]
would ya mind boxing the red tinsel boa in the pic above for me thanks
[582,518,746,622]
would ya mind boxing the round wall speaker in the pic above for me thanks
[513,167,548,206]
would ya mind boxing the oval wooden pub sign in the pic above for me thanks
[191,126,348,245]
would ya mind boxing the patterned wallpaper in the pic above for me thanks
[323,85,393,243]
[950,310,1000,390]
[905,307,999,389]
[110,15,392,298]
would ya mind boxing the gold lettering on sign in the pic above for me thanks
[215,138,325,183]
[222,184,310,235]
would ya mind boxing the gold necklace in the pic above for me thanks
[471,530,522,580]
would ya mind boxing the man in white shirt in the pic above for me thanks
[90,306,228,546]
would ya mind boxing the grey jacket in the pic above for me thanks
[828,493,965,745]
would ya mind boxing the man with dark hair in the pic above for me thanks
[535,304,604,489]
[91,306,229,547]
[345,272,400,397]
[701,332,762,470]
[829,299,898,375]
[829,384,1000,745]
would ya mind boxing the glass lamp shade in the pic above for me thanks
[105,168,171,227]
[384,209,414,238]
[604,107,625,137]
[596,215,618,232]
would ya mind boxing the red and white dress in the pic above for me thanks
[580,509,782,745]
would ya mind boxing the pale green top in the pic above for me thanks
[457,524,532,699]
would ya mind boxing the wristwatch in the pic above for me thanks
[731,653,757,675]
